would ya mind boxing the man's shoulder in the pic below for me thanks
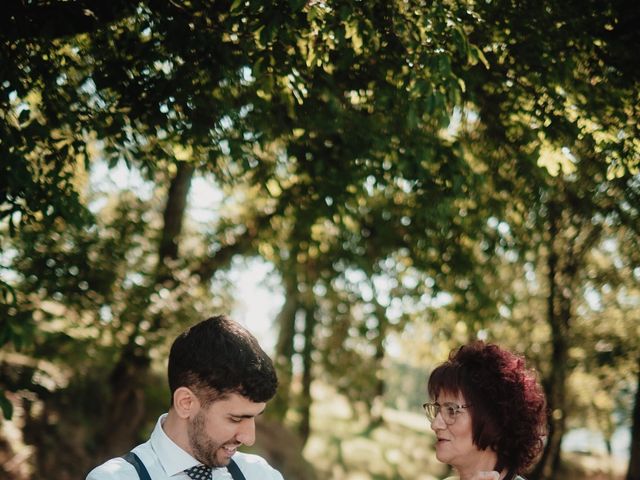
[232,451,276,468]
[232,452,283,478]
[86,456,138,480]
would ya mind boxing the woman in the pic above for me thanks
[424,341,547,480]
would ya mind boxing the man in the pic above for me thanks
[86,315,284,480]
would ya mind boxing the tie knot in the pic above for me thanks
[185,464,211,480]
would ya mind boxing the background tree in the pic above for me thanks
[1,1,638,480]
[452,0,639,476]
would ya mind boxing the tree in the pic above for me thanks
[1,1,638,479]
[2,0,478,477]
[451,0,639,476]
[629,358,640,480]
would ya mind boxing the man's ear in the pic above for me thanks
[173,387,200,419]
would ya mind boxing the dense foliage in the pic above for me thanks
[1,1,638,479]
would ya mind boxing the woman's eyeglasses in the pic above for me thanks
[423,402,471,425]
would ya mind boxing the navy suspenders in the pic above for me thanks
[122,452,151,480]
[226,459,247,480]
[122,452,247,480]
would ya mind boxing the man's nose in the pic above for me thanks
[236,418,256,446]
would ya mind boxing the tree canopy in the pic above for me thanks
[1,1,639,479]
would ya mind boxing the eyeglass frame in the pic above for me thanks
[422,401,472,425]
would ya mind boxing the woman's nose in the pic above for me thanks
[430,410,446,431]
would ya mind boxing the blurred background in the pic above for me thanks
[1,1,639,479]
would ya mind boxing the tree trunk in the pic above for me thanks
[369,292,388,428]
[627,356,640,480]
[532,203,570,480]
[96,161,194,459]
[298,304,316,444]
[158,162,195,266]
[98,343,151,457]
[270,272,299,420]
[530,192,603,480]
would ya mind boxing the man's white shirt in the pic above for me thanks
[86,414,284,480]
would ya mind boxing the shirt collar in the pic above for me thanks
[150,413,201,476]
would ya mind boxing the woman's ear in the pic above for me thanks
[173,387,200,419]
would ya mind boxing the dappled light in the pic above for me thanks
[1,1,639,480]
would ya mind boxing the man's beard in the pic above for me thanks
[187,409,229,468]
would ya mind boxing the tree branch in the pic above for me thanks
[193,210,276,281]
[2,0,136,41]
[158,161,195,263]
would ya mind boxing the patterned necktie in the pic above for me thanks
[185,464,212,480]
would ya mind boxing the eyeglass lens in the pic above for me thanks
[424,403,460,424]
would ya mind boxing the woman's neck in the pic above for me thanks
[457,469,507,480]
[454,449,500,480]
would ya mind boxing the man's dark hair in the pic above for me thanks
[168,315,278,406]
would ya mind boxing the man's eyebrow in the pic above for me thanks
[230,408,266,419]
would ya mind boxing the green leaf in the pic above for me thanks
[468,45,490,69]
[452,26,469,58]
[0,391,13,421]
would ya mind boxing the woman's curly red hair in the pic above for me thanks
[428,341,547,473]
